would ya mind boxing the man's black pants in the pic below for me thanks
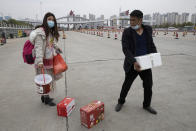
[118,66,153,107]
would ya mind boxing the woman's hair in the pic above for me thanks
[35,12,60,41]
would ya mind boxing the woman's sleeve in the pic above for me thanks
[34,35,44,65]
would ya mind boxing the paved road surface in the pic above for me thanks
[0,31,196,131]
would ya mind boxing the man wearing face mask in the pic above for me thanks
[115,10,158,114]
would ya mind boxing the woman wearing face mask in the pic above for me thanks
[30,12,62,106]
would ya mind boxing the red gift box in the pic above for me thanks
[57,97,75,117]
[80,101,104,129]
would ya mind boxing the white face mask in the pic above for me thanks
[47,20,55,28]
[130,19,141,30]
[131,25,140,30]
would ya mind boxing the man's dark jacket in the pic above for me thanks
[122,25,157,73]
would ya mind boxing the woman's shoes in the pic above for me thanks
[41,95,54,103]
[41,95,56,106]
[44,97,56,106]
[41,96,45,103]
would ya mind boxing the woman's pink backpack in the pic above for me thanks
[23,40,35,64]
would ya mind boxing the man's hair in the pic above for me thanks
[130,10,143,18]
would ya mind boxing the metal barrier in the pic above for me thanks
[0,26,32,39]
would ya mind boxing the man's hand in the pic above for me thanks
[134,62,141,72]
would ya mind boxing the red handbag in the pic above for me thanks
[53,54,68,75]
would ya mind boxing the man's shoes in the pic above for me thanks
[115,103,123,112]
[143,106,157,115]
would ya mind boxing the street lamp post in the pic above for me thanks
[0,12,3,27]
[194,6,196,31]
[40,1,43,19]
[194,15,195,31]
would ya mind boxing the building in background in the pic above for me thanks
[143,14,153,25]
[191,13,196,24]
[153,13,168,25]
[0,17,3,21]
[153,13,162,25]
[152,12,192,25]
[75,15,80,22]
[4,16,12,21]
[110,15,117,27]
[83,15,87,19]
[167,12,178,24]
[97,15,104,20]
[89,14,96,21]
[176,14,182,24]
[119,10,129,28]
[181,13,189,23]
[143,14,151,21]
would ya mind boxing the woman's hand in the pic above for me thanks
[56,48,62,54]
[38,63,44,68]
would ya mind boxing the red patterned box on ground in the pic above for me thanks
[57,97,75,117]
[80,101,104,129]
